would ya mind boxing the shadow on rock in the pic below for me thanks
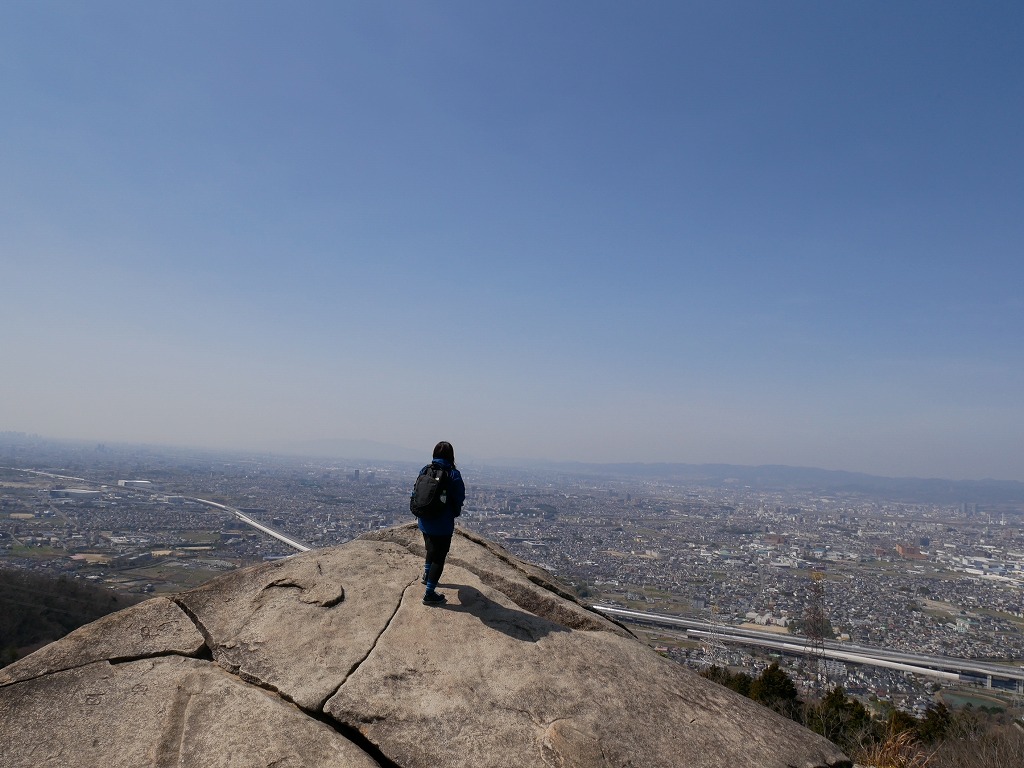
[440,585,569,642]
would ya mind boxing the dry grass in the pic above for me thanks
[856,722,1024,768]
[855,729,936,768]
[929,723,1024,768]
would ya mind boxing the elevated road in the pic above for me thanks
[593,605,1024,693]
[190,498,311,553]
[2,467,312,554]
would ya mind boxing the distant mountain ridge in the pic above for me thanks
[503,461,1024,505]
[3,432,1020,504]
[275,437,424,463]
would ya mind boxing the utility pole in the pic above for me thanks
[803,571,828,692]
[700,604,728,669]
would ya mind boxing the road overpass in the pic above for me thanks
[3,467,312,554]
[191,498,311,553]
[593,605,1024,694]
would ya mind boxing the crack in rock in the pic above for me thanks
[0,597,210,689]
[317,576,417,712]
[0,648,199,690]
[171,596,217,655]
[3,529,854,768]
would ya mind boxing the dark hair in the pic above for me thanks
[432,441,455,465]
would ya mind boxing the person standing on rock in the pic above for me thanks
[414,441,465,606]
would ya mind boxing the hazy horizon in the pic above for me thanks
[2,3,1022,482]
[5,429,1024,489]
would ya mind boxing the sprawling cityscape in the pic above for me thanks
[2,435,1022,723]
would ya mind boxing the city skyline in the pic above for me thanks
[2,3,1022,481]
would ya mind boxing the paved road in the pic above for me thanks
[190,497,311,553]
[593,604,1024,691]
[2,467,313,554]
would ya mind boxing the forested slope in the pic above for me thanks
[0,566,140,666]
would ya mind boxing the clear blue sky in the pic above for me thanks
[2,2,1022,480]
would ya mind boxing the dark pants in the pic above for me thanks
[423,533,452,587]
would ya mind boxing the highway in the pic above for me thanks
[190,498,311,553]
[5,464,1018,691]
[3,467,311,553]
[593,605,1024,692]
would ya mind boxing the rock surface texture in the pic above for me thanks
[0,524,852,768]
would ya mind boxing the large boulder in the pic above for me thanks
[0,524,852,768]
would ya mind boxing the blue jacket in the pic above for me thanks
[415,458,465,537]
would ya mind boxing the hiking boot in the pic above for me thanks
[422,591,446,606]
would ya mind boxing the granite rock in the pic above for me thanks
[0,524,852,768]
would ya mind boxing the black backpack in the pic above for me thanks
[409,464,449,519]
